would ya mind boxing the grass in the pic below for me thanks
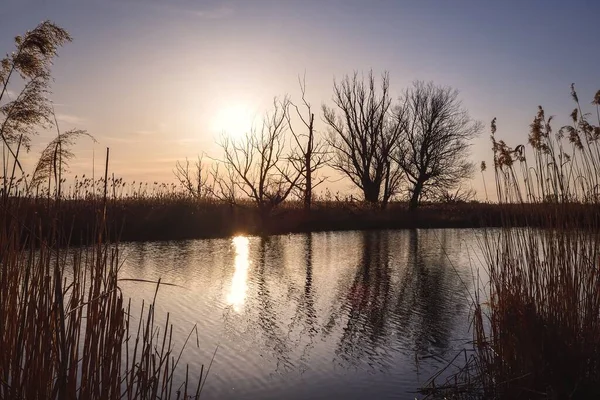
[1,172,205,399]
[6,193,548,243]
[5,175,573,243]
[421,86,600,399]
[0,20,206,398]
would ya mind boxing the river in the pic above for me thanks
[118,229,485,399]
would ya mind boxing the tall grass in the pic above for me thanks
[470,86,600,398]
[1,172,204,399]
[0,20,204,395]
[2,134,204,397]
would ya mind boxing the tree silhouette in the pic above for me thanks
[395,81,482,209]
[286,75,329,210]
[216,98,303,218]
[323,71,403,207]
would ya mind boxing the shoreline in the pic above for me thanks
[9,198,549,244]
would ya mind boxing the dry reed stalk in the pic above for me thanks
[0,21,203,398]
[470,87,600,399]
[1,159,203,399]
[0,198,203,399]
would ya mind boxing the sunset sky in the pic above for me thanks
[1,0,599,199]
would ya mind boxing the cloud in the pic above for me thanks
[100,132,167,143]
[146,1,234,19]
[132,129,156,136]
[99,135,139,144]
[193,5,234,19]
[109,157,180,166]
[175,137,204,144]
[56,113,86,125]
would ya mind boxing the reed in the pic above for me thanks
[0,21,203,398]
[1,176,203,399]
[469,87,600,398]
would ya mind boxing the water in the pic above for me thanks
[118,229,484,399]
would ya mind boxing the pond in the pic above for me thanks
[118,229,484,399]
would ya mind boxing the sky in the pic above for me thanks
[1,0,599,199]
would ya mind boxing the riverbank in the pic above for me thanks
[8,197,581,244]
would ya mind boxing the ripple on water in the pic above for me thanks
[118,229,485,399]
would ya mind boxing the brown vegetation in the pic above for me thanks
[421,86,600,399]
[1,21,203,399]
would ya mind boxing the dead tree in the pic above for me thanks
[209,161,237,205]
[286,75,329,210]
[217,98,303,218]
[322,71,403,207]
[395,81,482,209]
[173,155,210,199]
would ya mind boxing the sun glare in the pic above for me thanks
[227,235,251,312]
[211,104,255,139]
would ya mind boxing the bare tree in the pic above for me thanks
[322,71,403,207]
[395,81,482,209]
[286,75,329,210]
[217,98,303,218]
[209,161,237,204]
[173,154,211,199]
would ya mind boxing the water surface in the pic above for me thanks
[119,229,483,399]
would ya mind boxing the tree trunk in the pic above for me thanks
[409,180,424,210]
[381,161,391,210]
[258,202,270,221]
[381,196,389,210]
[304,113,314,211]
[363,181,380,204]
[304,162,311,210]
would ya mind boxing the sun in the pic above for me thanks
[211,104,256,139]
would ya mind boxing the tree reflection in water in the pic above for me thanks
[286,234,318,372]
[394,229,465,361]
[118,229,476,398]
[254,237,294,373]
[329,229,468,370]
[333,231,393,370]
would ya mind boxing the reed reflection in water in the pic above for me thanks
[118,229,482,399]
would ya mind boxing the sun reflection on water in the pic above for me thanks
[227,236,250,312]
